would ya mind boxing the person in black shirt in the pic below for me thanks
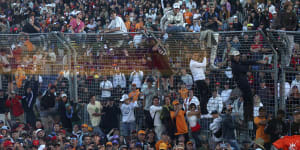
[0,89,8,122]
[291,110,300,135]
[22,15,47,50]
[233,16,242,31]
[230,51,266,122]
[203,7,222,31]
[265,110,288,143]
[100,100,121,134]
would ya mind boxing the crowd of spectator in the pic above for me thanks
[0,0,299,150]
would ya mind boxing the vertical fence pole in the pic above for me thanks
[260,30,279,116]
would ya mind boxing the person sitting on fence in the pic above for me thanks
[104,10,127,49]
[69,11,86,48]
[160,3,186,34]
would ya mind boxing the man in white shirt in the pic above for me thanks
[104,10,127,48]
[100,76,113,101]
[221,81,232,105]
[181,68,193,89]
[183,90,200,111]
[190,51,209,114]
[291,73,300,91]
[129,69,143,89]
[87,95,104,135]
[207,90,223,114]
[120,94,139,138]
[106,10,127,33]
[113,68,126,88]
[149,96,164,139]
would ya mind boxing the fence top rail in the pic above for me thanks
[0,30,298,36]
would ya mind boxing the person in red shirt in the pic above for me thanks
[272,135,300,150]
[5,91,24,122]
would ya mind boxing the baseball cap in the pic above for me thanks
[0,120,4,124]
[112,140,119,145]
[187,141,194,145]
[135,142,142,147]
[106,142,112,146]
[172,100,180,105]
[233,15,237,18]
[211,110,218,115]
[173,3,180,9]
[159,142,168,150]
[120,94,129,102]
[138,130,146,135]
[1,126,9,130]
[36,129,43,134]
[61,93,67,98]
[230,50,240,56]
[81,124,88,128]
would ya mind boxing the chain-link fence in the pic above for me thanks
[0,30,281,143]
[269,31,300,118]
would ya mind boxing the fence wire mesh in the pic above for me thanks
[0,30,283,145]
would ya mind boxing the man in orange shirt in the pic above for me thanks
[170,100,188,141]
[183,8,193,25]
[155,132,171,150]
[254,107,271,148]
[129,84,140,102]
[135,17,144,30]
[178,84,188,100]
[124,15,131,30]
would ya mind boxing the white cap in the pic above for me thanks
[36,129,43,133]
[173,3,180,9]
[230,51,240,56]
[233,15,237,18]
[61,93,67,98]
[120,94,129,102]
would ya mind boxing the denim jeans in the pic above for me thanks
[121,121,136,137]
[166,26,186,33]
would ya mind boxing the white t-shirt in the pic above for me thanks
[108,16,127,33]
[187,111,197,127]
[87,101,103,126]
[100,80,113,98]
[149,105,162,126]
[221,89,232,103]
[190,58,206,81]
[121,101,138,122]
[183,96,200,111]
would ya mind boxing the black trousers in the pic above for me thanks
[194,80,209,114]
[238,83,253,122]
